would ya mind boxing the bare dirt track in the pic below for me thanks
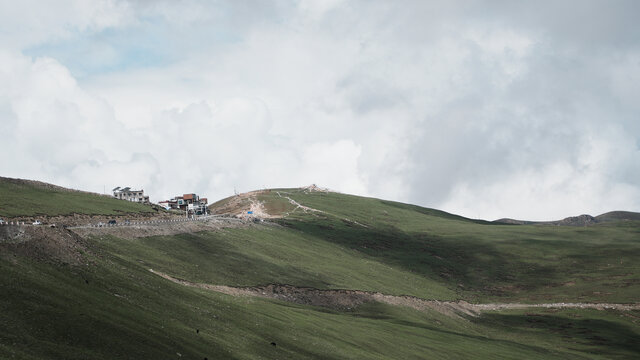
[150,270,640,318]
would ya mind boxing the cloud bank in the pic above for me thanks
[1,0,639,220]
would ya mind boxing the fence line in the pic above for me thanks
[0,222,25,226]
[68,214,222,229]
[2,215,241,229]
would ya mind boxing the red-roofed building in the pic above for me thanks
[160,193,208,215]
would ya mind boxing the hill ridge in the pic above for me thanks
[494,210,640,226]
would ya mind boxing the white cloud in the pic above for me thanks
[300,140,366,194]
[0,0,639,219]
[441,125,640,220]
[0,0,133,49]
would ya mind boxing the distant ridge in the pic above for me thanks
[494,211,640,226]
[595,211,640,222]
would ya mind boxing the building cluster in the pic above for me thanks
[112,186,209,216]
[112,187,150,203]
[159,193,208,215]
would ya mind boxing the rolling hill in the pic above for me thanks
[1,182,639,359]
[0,177,156,218]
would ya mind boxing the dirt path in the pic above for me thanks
[275,191,325,216]
[472,302,640,311]
[274,191,369,228]
[149,270,640,318]
[150,269,256,296]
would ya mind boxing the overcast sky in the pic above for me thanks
[1,0,639,220]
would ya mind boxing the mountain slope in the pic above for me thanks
[211,188,640,303]
[8,255,635,360]
[1,184,639,359]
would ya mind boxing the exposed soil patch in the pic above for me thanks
[247,197,277,220]
[0,225,91,265]
[300,184,331,193]
[210,188,332,221]
[150,269,260,297]
[211,186,333,220]
[209,190,271,218]
[253,284,373,309]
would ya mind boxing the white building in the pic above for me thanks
[112,186,150,203]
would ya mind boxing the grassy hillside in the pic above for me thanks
[249,189,640,303]
[596,211,640,222]
[2,245,638,359]
[1,186,639,359]
[0,177,155,217]
[99,219,640,304]
[100,228,457,300]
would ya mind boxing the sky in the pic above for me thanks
[1,0,639,221]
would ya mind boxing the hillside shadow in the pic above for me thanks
[379,200,493,224]
[277,217,561,298]
[474,312,640,357]
[109,232,335,289]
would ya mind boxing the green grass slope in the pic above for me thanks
[2,243,638,359]
[100,229,456,300]
[248,189,640,303]
[203,189,640,303]
[0,177,155,217]
[596,211,640,223]
[1,186,639,359]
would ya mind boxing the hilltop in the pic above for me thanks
[0,176,157,219]
[204,187,640,303]
[1,181,639,359]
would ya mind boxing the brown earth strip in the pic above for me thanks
[149,270,640,318]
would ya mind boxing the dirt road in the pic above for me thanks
[149,270,640,318]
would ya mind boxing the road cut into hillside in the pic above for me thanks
[149,269,640,319]
[71,216,253,239]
